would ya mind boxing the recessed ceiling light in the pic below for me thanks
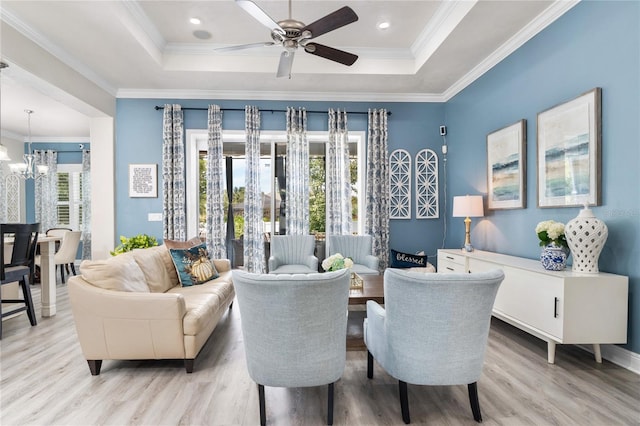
[377,21,390,30]
[190,17,201,25]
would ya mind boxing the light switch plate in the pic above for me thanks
[148,213,162,222]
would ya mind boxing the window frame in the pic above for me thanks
[56,163,83,230]
[185,129,366,238]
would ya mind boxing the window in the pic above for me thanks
[56,164,83,230]
[185,130,365,239]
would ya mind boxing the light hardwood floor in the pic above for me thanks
[1,282,639,426]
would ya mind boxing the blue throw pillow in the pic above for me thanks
[390,249,428,268]
[169,243,219,286]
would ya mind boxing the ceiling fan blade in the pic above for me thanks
[216,42,276,52]
[301,6,358,39]
[236,0,284,33]
[304,43,358,66]
[276,51,295,79]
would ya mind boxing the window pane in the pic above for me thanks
[57,205,70,225]
[58,173,70,202]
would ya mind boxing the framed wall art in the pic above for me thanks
[129,163,158,198]
[537,88,601,208]
[415,148,439,218]
[486,119,527,210]
[389,149,411,219]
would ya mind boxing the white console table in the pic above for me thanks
[437,249,629,364]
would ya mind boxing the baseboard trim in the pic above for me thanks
[579,344,640,375]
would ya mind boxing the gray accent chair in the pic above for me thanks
[268,235,318,274]
[232,269,351,425]
[364,268,505,424]
[327,234,379,275]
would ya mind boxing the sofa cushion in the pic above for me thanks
[169,244,219,287]
[130,245,177,293]
[79,252,150,292]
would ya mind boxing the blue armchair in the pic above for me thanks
[327,235,379,275]
[268,235,318,274]
[365,268,505,424]
[232,269,351,425]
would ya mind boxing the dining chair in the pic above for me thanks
[364,268,505,424]
[232,269,350,425]
[36,230,81,283]
[1,223,40,339]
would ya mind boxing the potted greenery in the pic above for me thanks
[110,233,158,256]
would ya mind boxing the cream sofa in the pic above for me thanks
[67,245,234,375]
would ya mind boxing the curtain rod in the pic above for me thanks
[154,105,391,116]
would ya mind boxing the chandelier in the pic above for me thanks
[9,109,49,179]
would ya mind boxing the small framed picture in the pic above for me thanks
[486,119,527,210]
[537,88,602,208]
[129,164,158,198]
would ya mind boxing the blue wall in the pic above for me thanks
[116,99,445,256]
[115,1,639,355]
[444,1,640,352]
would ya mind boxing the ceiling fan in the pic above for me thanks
[221,0,359,78]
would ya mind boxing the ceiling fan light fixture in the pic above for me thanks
[232,0,359,76]
[189,17,201,25]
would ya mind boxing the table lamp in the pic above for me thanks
[452,195,484,251]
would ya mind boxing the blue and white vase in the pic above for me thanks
[540,244,567,271]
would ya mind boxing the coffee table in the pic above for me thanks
[347,274,384,350]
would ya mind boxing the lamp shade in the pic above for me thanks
[452,195,484,217]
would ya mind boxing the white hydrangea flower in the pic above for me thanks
[344,257,354,269]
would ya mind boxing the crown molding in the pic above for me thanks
[118,0,166,65]
[117,88,446,103]
[411,0,477,70]
[442,0,581,101]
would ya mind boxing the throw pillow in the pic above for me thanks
[390,249,428,268]
[131,245,176,292]
[163,236,203,249]
[169,243,219,286]
[80,252,150,292]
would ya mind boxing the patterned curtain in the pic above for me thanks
[285,107,309,235]
[205,105,226,259]
[243,106,265,273]
[326,109,352,236]
[81,150,92,259]
[0,162,6,222]
[35,150,58,232]
[365,109,390,271]
[162,104,186,241]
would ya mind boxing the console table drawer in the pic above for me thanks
[437,251,466,273]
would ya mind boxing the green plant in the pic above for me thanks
[110,233,158,255]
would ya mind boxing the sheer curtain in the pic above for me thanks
[286,107,309,235]
[162,104,186,241]
[205,105,226,259]
[81,149,92,259]
[326,109,352,236]
[243,106,265,273]
[366,109,389,271]
[35,150,58,232]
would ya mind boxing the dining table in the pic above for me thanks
[3,234,62,317]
